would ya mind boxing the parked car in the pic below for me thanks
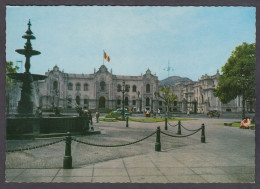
[112,108,130,116]
[207,110,219,117]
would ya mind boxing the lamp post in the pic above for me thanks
[154,92,159,116]
[189,95,191,113]
[137,91,140,112]
[121,81,126,121]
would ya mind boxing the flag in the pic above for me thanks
[104,51,107,59]
[104,51,110,62]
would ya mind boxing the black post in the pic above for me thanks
[121,81,125,121]
[177,121,182,135]
[63,132,72,169]
[126,116,129,127]
[164,117,168,130]
[201,123,206,143]
[155,126,161,152]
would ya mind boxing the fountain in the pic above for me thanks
[8,20,46,116]
[6,20,99,139]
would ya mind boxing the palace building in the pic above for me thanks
[36,65,159,112]
[8,64,254,114]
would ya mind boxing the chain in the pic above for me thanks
[167,122,178,127]
[161,128,201,138]
[180,124,201,132]
[6,139,65,153]
[72,131,156,147]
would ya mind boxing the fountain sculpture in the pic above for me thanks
[7,20,98,139]
[8,20,46,116]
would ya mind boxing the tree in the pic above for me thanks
[214,42,255,118]
[6,61,19,114]
[154,86,178,118]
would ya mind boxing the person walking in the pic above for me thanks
[88,110,93,125]
[96,110,100,123]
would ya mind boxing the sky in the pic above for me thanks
[6,6,255,81]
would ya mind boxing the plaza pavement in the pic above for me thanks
[5,117,255,183]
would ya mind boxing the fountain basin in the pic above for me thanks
[6,116,92,139]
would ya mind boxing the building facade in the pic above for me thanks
[37,65,159,112]
[8,65,254,115]
[165,70,255,114]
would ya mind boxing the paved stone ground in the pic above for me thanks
[5,117,255,183]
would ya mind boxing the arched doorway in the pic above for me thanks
[99,96,106,108]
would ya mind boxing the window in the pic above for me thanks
[53,81,58,91]
[125,85,130,92]
[76,96,80,105]
[84,83,89,91]
[125,97,129,106]
[117,84,121,92]
[132,85,137,92]
[100,81,106,91]
[76,83,81,91]
[146,97,150,106]
[117,99,121,105]
[146,84,150,93]
[159,101,162,106]
[132,100,136,105]
[84,99,88,104]
[68,83,73,90]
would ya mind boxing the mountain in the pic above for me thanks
[159,76,192,86]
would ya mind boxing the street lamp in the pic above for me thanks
[121,81,126,121]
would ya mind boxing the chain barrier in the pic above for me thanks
[161,128,201,138]
[167,122,178,127]
[72,131,156,147]
[180,124,201,132]
[6,138,65,153]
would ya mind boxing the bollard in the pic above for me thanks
[126,116,129,127]
[155,127,161,152]
[201,123,206,143]
[164,117,168,130]
[63,132,72,169]
[177,121,182,135]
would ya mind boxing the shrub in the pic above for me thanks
[105,112,121,120]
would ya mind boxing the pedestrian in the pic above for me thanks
[35,106,42,117]
[96,110,100,123]
[77,107,84,117]
[216,112,220,119]
[88,110,93,125]
[240,118,249,129]
[187,110,190,116]
[83,109,89,132]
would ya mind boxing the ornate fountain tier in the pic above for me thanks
[15,49,41,56]
[8,73,47,82]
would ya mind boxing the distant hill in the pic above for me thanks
[159,76,192,86]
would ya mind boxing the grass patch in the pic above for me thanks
[215,122,255,127]
[99,118,119,122]
[129,118,197,122]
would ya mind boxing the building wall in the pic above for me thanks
[37,65,159,112]
[170,70,251,114]
[9,65,252,114]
